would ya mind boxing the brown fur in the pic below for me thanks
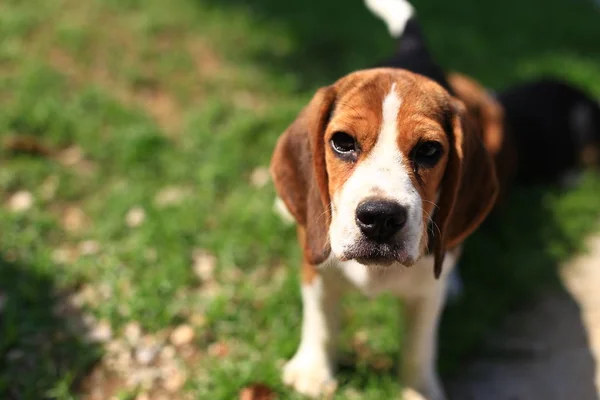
[447,72,518,205]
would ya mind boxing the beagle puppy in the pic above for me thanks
[269,1,598,398]
[270,68,498,399]
[269,2,499,399]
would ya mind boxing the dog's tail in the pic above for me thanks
[364,0,415,38]
[365,0,452,93]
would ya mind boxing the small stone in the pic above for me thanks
[63,206,87,232]
[160,345,176,360]
[79,240,100,255]
[8,191,33,212]
[250,167,270,188]
[200,280,222,299]
[135,337,160,365]
[41,175,59,200]
[126,367,160,389]
[190,313,206,328]
[88,319,112,343]
[124,321,142,346]
[105,339,128,356]
[58,145,84,166]
[52,245,79,264]
[170,324,195,347]
[192,249,216,281]
[105,343,132,373]
[126,206,146,227]
[98,283,113,300]
[162,365,187,392]
[154,186,187,207]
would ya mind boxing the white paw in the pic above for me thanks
[282,351,337,398]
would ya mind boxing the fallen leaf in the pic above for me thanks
[207,341,229,358]
[2,135,52,157]
[239,383,277,400]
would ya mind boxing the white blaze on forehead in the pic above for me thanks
[378,82,403,161]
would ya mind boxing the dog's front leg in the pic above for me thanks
[283,263,342,398]
[400,280,448,400]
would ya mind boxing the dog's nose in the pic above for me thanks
[355,199,407,242]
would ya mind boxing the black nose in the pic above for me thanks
[355,199,407,242]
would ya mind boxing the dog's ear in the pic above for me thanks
[432,99,499,278]
[270,87,336,265]
[447,72,505,155]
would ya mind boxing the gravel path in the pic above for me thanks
[447,232,600,400]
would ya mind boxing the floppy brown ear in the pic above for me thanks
[270,87,336,265]
[447,72,505,155]
[432,99,499,278]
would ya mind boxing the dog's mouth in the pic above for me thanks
[341,241,414,267]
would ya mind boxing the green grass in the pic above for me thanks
[1,0,600,398]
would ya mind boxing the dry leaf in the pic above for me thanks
[239,383,277,400]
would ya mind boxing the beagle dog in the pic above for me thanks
[271,67,498,400]
[269,2,500,399]
[269,1,599,398]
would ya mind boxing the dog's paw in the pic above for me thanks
[282,351,337,398]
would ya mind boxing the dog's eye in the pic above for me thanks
[330,132,357,159]
[413,141,443,168]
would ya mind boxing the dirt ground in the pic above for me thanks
[447,231,600,400]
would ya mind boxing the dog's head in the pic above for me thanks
[271,69,498,277]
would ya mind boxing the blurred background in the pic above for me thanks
[1,0,599,398]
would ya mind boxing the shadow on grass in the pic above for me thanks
[0,255,101,399]
[439,180,600,398]
[193,0,600,90]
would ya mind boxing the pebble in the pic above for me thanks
[88,320,113,343]
[126,206,146,227]
[8,191,33,212]
[124,321,142,347]
[160,345,176,360]
[63,206,87,232]
[154,186,187,207]
[192,249,216,281]
[170,324,195,347]
[207,341,229,358]
[79,240,100,255]
[162,365,187,392]
[135,337,160,365]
